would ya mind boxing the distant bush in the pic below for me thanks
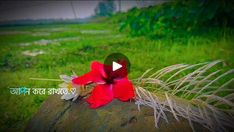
[95,0,116,17]
[118,0,234,36]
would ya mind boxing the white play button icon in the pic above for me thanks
[112,61,122,71]
[104,53,130,78]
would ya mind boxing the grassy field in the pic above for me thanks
[0,21,233,131]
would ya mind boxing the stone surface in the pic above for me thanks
[26,94,207,132]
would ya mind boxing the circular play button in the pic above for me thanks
[104,53,130,79]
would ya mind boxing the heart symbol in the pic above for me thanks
[70,88,76,94]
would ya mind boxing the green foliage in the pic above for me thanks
[118,0,234,37]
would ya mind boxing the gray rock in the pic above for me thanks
[26,94,207,132]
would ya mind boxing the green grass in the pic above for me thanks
[0,22,233,131]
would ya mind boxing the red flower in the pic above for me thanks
[72,61,135,108]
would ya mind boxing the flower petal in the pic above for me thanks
[113,78,135,101]
[72,94,79,101]
[60,75,72,83]
[61,93,78,101]
[91,61,107,79]
[72,61,106,85]
[87,84,113,108]
[72,71,95,85]
[59,83,67,88]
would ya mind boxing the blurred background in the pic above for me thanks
[0,0,162,23]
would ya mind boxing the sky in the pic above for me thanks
[0,0,162,21]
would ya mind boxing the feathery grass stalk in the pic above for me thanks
[134,60,234,131]
[30,77,63,82]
